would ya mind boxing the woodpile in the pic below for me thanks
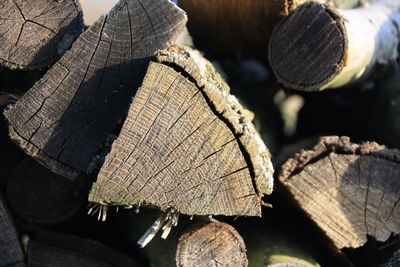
[0,0,399,266]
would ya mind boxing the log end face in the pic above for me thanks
[176,222,248,267]
[7,125,80,180]
[269,3,347,91]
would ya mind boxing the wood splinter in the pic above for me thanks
[137,208,179,248]
[279,136,400,249]
[269,0,400,91]
[88,46,274,243]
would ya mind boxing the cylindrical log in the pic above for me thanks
[0,0,83,70]
[7,158,86,225]
[4,0,187,179]
[179,0,359,59]
[176,221,248,267]
[88,46,274,217]
[269,0,400,91]
[0,193,25,267]
[279,136,400,249]
[27,230,140,267]
[114,209,248,267]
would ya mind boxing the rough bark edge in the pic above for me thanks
[175,221,248,267]
[157,45,274,197]
[0,0,84,71]
[268,2,348,91]
[279,135,400,183]
[8,126,79,179]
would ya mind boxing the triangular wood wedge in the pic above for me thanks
[0,0,83,70]
[279,136,400,249]
[89,46,274,216]
[4,0,187,179]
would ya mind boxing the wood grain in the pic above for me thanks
[279,136,400,249]
[4,0,187,178]
[176,222,248,267]
[0,192,25,267]
[0,0,83,70]
[89,46,274,216]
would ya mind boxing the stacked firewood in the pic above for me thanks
[0,0,399,266]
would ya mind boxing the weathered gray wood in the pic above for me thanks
[269,0,400,91]
[27,231,141,267]
[279,136,400,249]
[7,158,86,225]
[88,46,274,216]
[176,221,248,267]
[0,0,83,70]
[0,192,25,267]
[4,0,187,179]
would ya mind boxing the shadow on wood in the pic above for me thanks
[0,0,83,70]
[4,0,187,179]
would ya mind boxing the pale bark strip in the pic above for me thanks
[269,0,400,91]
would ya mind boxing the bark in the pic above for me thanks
[179,0,359,60]
[176,221,248,267]
[4,0,187,179]
[27,230,141,267]
[88,46,274,217]
[0,192,25,267]
[269,0,400,91]
[279,136,400,249]
[7,158,86,225]
[0,0,83,70]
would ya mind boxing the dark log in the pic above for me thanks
[269,1,400,91]
[179,0,359,60]
[365,68,400,148]
[383,253,400,267]
[279,136,400,249]
[88,46,274,217]
[0,0,83,70]
[176,221,248,267]
[7,158,86,225]
[4,0,187,179]
[0,192,25,267]
[27,231,141,267]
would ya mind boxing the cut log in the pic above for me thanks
[0,0,83,70]
[269,0,400,91]
[179,0,359,59]
[88,46,274,217]
[176,221,248,267]
[0,192,25,267]
[7,158,86,225]
[279,136,400,249]
[27,230,141,267]
[4,0,187,179]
